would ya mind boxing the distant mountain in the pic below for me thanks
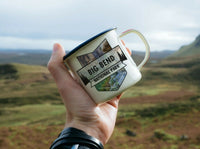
[0,49,51,66]
[170,34,200,57]
[134,50,175,59]
[132,50,175,65]
[0,49,175,66]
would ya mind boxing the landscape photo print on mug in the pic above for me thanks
[63,28,150,104]
[77,39,128,92]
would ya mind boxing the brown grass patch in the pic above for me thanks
[120,90,195,105]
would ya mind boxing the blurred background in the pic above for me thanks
[0,0,200,148]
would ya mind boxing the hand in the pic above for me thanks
[48,42,130,145]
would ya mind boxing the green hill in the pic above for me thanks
[171,34,200,57]
[0,63,62,107]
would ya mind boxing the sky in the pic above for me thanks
[0,0,200,51]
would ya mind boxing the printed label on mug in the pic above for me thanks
[77,39,128,91]
[63,28,150,103]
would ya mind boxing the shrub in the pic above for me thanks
[0,64,18,79]
[154,129,178,141]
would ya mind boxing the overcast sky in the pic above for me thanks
[0,0,200,51]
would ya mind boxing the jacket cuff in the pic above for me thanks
[50,127,104,149]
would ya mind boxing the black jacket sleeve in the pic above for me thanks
[52,144,91,149]
[50,127,104,149]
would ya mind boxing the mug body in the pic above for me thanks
[64,28,142,104]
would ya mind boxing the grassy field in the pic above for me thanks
[0,58,200,149]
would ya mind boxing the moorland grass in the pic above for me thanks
[0,104,65,126]
[0,62,200,149]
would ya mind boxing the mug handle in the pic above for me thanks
[119,29,150,70]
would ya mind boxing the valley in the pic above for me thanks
[0,34,200,149]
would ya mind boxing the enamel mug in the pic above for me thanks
[63,28,150,104]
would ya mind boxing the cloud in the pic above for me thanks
[147,31,195,51]
[0,0,199,51]
[0,36,83,50]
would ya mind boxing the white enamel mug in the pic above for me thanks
[63,28,150,104]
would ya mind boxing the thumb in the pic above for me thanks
[48,43,65,67]
[47,43,74,86]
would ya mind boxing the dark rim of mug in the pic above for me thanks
[63,28,116,60]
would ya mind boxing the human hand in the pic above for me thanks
[48,42,130,145]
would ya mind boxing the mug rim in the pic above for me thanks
[63,28,116,60]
